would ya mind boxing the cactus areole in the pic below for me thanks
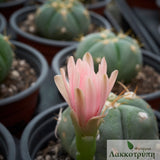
[35,0,91,40]
[57,92,159,160]
[75,30,143,83]
[0,34,13,83]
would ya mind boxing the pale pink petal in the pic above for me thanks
[60,68,76,111]
[67,56,76,85]
[85,78,97,122]
[76,59,91,90]
[108,70,118,94]
[67,57,77,104]
[97,57,107,75]
[75,88,86,127]
[82,52,94,71]
[97,75,108,115]
[54,75,71,106]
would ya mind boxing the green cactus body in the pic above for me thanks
[57,92,159,160]
[35,0,91,40]
[0,34,13,83]
[75,30,142,83]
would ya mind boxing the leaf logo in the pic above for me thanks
[127,141,134,150]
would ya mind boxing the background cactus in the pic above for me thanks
[35,0,91,40]
[0,34,13,83]
[57,92,159,160]
[75,30,143,83]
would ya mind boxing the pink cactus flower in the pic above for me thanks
[54,53,118,134]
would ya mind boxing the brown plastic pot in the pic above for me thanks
[126,0,158,9]
[36,0,111,15]
[0,14,6,33]
[51,45,160,110]
[0,0,27,20]
[10,6,111,65]
[0,40,48,134]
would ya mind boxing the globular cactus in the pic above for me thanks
[57,92,159,160]
[0,34,13,83]
[35,0,91,40]
[75,30,142,83]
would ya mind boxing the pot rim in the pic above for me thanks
[156,0,160,7]
[0,0,26,8]
[0,123,16,160]
[0,14,6,33]
[85,0,111,9]
[37,0,111,9]
[0,40,48,106]
[51,45,160,101]
[10,6,111,47]
[20,102,67,160]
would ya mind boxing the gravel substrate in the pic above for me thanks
[35,140,73,160]
[0,58,37,99]
[112,65,160,95]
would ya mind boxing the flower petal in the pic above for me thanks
[82,52,94,71]
[67,56,76,84]
[108,70,118,94]
[84,114,105,136]
[54,75,71,106]
[85,78,96,121]
[98,74,108,114]
[97,57,107,75]
[75,88,86,127]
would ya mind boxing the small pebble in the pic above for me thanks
[19,60,26,66]
[35,155,44,160]
[34,140,73,160]
[11,70,20,78]
[29,26,36,33]
[45,155,51,160]
[0,154,4,160]
[28,14,35,21]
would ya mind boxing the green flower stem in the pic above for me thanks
[76,132,96,160]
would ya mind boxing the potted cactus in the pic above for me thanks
[0,14,6,33]
[75,30,142,83]
[0,34,48,134]
[10,0,111,64]
[52,30,160,110]
[0,123,16,160]
[0,0,27,19]
[20,53,159,160]
[36,0,111,15]
[35,0,91,41]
